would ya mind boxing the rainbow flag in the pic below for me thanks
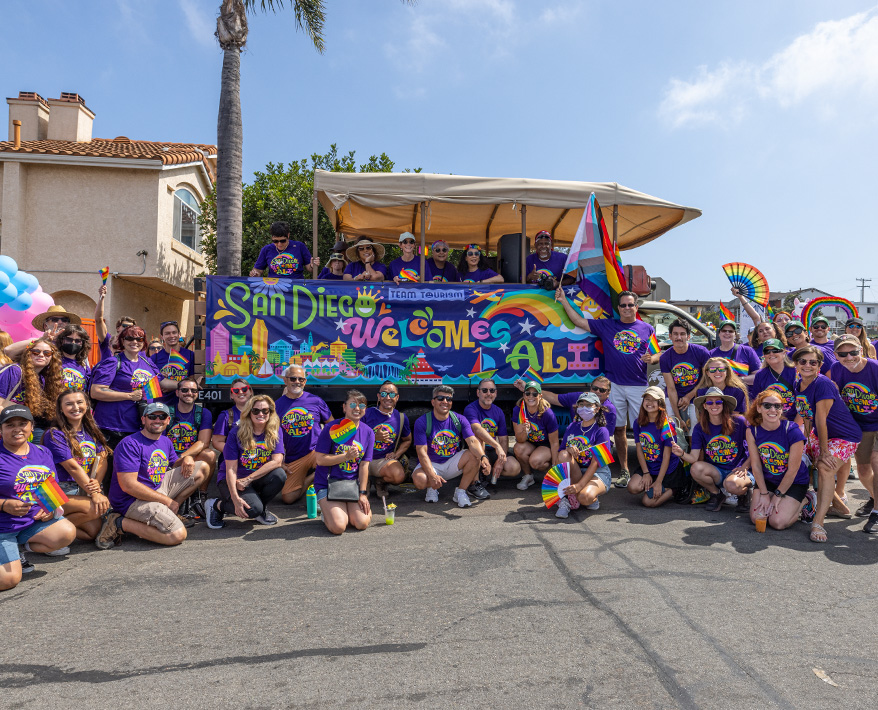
[563,193,605,280]
[33,477,69,514]
[517,405,528,427]
[727,360,748,376]
[766,304,775,320]
[142,375,163,401]
[719,303,734,321]
[524,366,544,383]
[661,416,676,443]
[169,351,189,368]
[99,266,110,285]
[589,441,614,465]
[647,333,661,355]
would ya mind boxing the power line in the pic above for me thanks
[857,277,872,303]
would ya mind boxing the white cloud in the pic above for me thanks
[539,2,585,26]
[660,7,878,128]
[180,0,216,48]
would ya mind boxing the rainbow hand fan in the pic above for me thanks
[722,263,770,307]
[329,419,357,445]
[541,462,571,508]
[801,296,858,330]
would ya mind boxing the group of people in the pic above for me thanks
[248,221,570,286]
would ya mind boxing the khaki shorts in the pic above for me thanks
[281,451,317,496]
[413,450,466,480]
[855,431,878,465]
[125,466,197,534]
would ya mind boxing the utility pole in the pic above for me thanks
[856,277,871,303]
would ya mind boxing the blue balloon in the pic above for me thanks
[0,271,8,288]
[0,255,17,277]
[0,290,11,306]
[15,271,39,294]
[8,292,33,311]
[10,272,30,293]
[1,282,16,301]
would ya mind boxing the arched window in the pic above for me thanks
[173,188,201,252]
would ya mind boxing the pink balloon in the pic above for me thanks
[25,289,54,317]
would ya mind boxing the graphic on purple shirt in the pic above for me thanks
[710,344,761,375]
[794,374,862,443]
[660,344,711,398]
[413,412,474,463]
[61,357,91,392]
[753,365,798,420]
[314,422,375,488]
[424,259,460,283]
[254,241,311,278]
[44,428,103,483]
[317,268,344,280]
[362,407,410,457]
[91,354,160,433]
[109,432,178,515]
[526,251,567,281]
[389,257,420,281]
[220,427,284,482]
[150,348,195,404]
[463,401,508,449]
[588,319,656,387]
[831,360,878,432]
[562,421,610,468]
[275,392,332,462]
[167,405,213,455]
[690,416,747,469]
[695,386,747,414]
[344,261,390,280]
[0,443,56,534]
[751,422,809,485]
[460,268,499,283]
[633,420,679,476]
[512,405,558,444]
[556,392,618,432]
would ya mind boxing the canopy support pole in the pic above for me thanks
[520,205,527,284]
[311,193,319,279]
[613,204,618,248]
[551,208,569,239]
[419,202,426,282]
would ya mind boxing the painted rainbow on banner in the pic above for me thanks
[590,441,614,465]
[143,375,163,401]
[329,418,356,445]
[719,303,734,321]
[33,477,69,514]
[800,296,858,330]
[480,289,570,327]
[722,262,770,307]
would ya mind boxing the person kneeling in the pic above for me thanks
[96,402,208,549]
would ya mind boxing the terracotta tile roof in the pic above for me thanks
[0,137,217,177]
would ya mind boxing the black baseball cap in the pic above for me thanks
[0,405,34,425]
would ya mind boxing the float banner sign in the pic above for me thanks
[205,278,604,387]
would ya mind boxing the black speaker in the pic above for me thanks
[498,233,530,284]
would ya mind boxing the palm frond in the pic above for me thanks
[243,0,326,53]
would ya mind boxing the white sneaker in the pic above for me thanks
[45,546,70,557]
[725,494,738,506]
[586,499,600,511]
[425,488,439,503]
[452,488,472,508]
[555,498,571,518]
[516,473,535,490]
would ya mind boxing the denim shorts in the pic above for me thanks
[0,518,62,566]
[593,465,611,490]
[315,487,328,502]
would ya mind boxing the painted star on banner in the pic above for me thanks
[334,318,347,331]
[519,319,535,335]
[498,342,510,353]
[466,307,476,318]
[565,286,578,297]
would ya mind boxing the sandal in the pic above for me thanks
[810,523,827,543]
[827,506,852,519]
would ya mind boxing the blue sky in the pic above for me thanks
[4,0,878,302]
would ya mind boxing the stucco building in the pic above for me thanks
[0,91,216,339]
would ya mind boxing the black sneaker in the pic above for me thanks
[856,498,874,517]
[204,498,225,530]
[191,492,207,519]
[864,511,878,534]
[467,481,491,500]
[705,491,726,513]
[735,490,751,514]
[255,509,278,525]
[19,551,34,574]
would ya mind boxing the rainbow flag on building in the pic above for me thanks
[33,477,69,514]
[142,375,163,401]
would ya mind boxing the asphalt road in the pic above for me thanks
[2,460,877,709]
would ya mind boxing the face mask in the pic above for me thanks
[577,406,595,421]
[60,342,83,356]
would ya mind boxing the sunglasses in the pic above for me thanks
[433,247,448,253]
[285,377,306,383]
[836,350,859,358]
[271,239,288,244]
[251,408,271,416]
[618,303,636,309]
[811,324,828,329]
[704,399,725,406]
[347,402,367,409]
[786,328,804,335]
[63,338,84,344]
[230,386,251,394]
[763,348,782,355]
[590,386,608,394]
[479,388,496,393]
[46,316,70,324]
[847,324,863,329]
[524,391,539,397]
[120,323,135,329]
[146,413,169,421]
[797,359,820,367]
[707,367,727,373]
[160,321,179,331]
[379,391,398,398]
[178,387,198,394]
[761,402,783,410]
[123,336,143,343]
[30,349,53,357]
[401,239,415,245]
[466,251,480,257]
[434,395,452,402]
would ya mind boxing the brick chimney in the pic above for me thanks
[46,92,95,142]
[7,91,50,141]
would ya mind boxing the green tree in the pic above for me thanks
[701,308,720,330]
[200,145,420,275]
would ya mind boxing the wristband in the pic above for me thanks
[0,500,5,512]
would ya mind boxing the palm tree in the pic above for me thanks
[215,0,325,276]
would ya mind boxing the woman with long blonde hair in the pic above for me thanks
[693,356,749,413]
[0,337,64,442]
[205,395,284,530]
[0,331,13,366]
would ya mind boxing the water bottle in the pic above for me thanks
[306,485,318,519]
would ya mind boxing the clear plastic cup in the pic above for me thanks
[385,504,396,525]
[754,512,767,533]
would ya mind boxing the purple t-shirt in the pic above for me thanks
[512,405,559,444]
[751,422,809,485]
[275,392,332,463]
[561,421,610,469]
[710,344,761,375]
[109,432,179,515]
[557,392,618,432]
[660,344,711,399]
[0,442,56,534]
[0,364,27,405]
[695,386,747,414]
[44,428,104,483]
[362,407,410,458]
[317,268,344,280]
[91,354,160,433]
[413,412,475,463]
[167,405,213,455]
[753,365,798,420]
[812,340,836,360]
[254,241,311,278]
[424,259,460,283]
[633,420,679,476]
[460,268,499,283]
[463,401,508,448]
[220,426,284,482]
[99,334,114,361]
[61,357,91,392]
[389,257,420,282]
[526,251,567,281]
[314,422,375,488]
[794,374,862,443]
[690,416,748,469]
[150,347,195,405]
[588,319,656,387]
[344,261,390,280]
[831,360,878,432]
[214,406,244,439]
